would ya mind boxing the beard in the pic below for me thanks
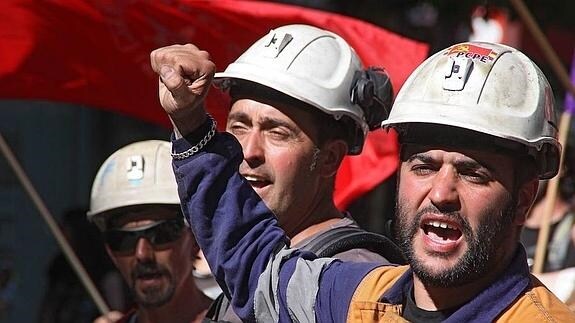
[395,197,516,287]
[130,261,175,308]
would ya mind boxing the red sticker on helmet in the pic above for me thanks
[446,44,498,63]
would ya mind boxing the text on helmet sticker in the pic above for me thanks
[445,43,498,63]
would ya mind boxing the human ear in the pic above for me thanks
[190,235,203,262]
[514,178,539,225]
[318,140,347,177]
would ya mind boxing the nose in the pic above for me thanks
[134,238,155,262]
[240,132,265,167]
[428,167,460,212]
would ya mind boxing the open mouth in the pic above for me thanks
[422,220,462,244]
[243,175,271,189]
[137,272,163,280]
[135,272,164,289]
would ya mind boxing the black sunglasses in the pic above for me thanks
[104,218,185,252]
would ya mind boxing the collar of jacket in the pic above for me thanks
[379,245,530,323]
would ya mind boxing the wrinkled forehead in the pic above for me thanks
[229,80,322,122]
[399,143,516,173]
[107,205,181,229]
[398,124,523,187]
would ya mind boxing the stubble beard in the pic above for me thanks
[395,198,516,288]
[130,261,175,308]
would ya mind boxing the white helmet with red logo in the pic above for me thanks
[87,140,179,230]
[214,24,393,155]
[382,41,560,179]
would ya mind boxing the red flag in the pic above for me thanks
[0,0,428,209]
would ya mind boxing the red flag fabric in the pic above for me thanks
[0,0,428,209]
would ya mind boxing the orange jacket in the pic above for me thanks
[348,265,575,322]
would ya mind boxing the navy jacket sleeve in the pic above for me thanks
[171,130,379,322]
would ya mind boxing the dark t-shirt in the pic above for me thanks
[402,285,457,323]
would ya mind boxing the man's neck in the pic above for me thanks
[412,248,516,311]
[290,215,346,246]
[412,279,478,311]
[137,279,212,323]
[284,189,345,245]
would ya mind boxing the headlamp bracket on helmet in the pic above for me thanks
[443,56,474,91]
[351,67,393,130]
[263,32,293,58]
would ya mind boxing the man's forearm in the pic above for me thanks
[172,129,288,320]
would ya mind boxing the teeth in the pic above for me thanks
[244,176,260,181]
[426,221,457,230]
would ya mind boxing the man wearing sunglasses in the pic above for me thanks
[87,140,213,323]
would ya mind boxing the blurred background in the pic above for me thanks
[0,1,573,322]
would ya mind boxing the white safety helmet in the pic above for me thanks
[87,140,180,230]
[382,41,561,179]
[214,24,391,155]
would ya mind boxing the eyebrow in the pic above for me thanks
[407,152,486,171]
[406,152,432,164]
[227,111,250,123]
[228,111,299,133]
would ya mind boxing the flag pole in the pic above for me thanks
[0,133,110,314]
[509,0,574,274]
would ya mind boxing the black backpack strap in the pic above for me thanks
[204,292,232,322]
[303,226,406,265]
[205,227,406,322]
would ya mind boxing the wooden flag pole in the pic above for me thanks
[509,0,574,274]
[0,133,110,314]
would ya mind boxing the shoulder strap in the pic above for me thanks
[204,292,232,322]
[303,226,406,265]
[206,228,407,321]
